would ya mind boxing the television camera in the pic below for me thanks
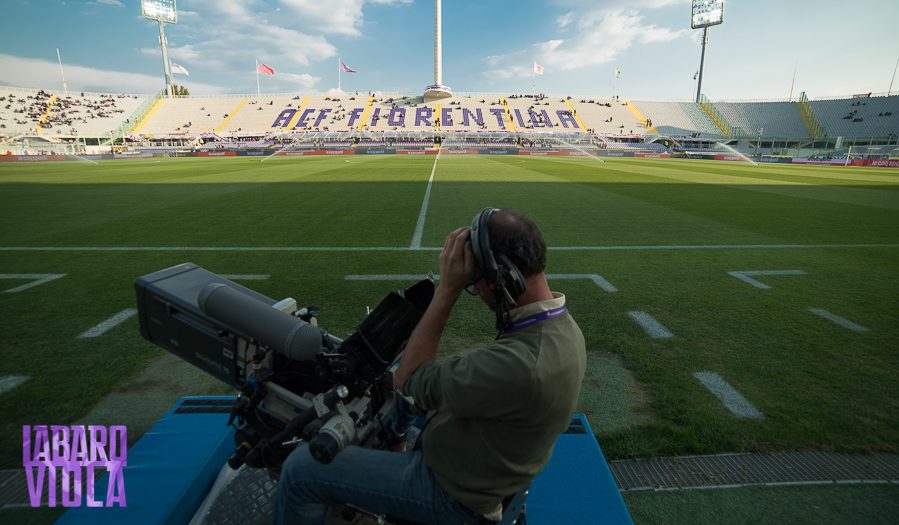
[134,263,433,471]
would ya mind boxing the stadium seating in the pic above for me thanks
[0,87,146,138]
[2,85,896,146]
[632,101,724,139]
[715,101,809,138]
[810,95,899,138]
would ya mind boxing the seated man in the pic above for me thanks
[273,208,586,525]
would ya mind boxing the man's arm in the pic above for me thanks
[394,227,475,390]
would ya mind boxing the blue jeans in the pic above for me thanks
[272,445,487,525]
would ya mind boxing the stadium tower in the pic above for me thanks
[424,0,452,99]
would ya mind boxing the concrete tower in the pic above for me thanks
[425,0,452,99]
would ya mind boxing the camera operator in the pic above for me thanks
[273,208,586,525]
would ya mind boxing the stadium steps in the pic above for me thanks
[102,91,162,145]
[132,96,167,134]
[284,96,310,130]
[501,97,518,132]
[625,101,659,135]
[215,98,249,133]
[357,95,375,131]
[699,95,743,137]
[562,99,588,132]
[797,92,827,139]
[35,95,57,135]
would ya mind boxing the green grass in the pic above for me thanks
[1,155,897,471]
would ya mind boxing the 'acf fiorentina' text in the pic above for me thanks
[22,425,127,508]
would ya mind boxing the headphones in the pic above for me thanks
[469,208,527,329]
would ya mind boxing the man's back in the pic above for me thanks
[404,295,586,515]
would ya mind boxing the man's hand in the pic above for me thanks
[438,227,477,295]
[394,227,476,391]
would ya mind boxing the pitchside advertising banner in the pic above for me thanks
[2,151,897,166]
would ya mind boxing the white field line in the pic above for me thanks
[0,273,66,293]
[0,375,29,396]
[627,311,674,339]
[410,143,442,249]
[78,309,138,339]
[345,274,435,281]
[0,243,897,253]
[694,371,765,420]
[546,273,618,293]
[807,308,871,332]
[220,274,271,280]
[727,270,807,289]
[344,273,617,292]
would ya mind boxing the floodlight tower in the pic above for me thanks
[141,0,178,98]
[424,0,452,99]
[691,0,724,103]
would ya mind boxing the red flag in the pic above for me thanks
[257,63,275,76]
[339,60,356,73]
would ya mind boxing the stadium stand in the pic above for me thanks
[567,98,643,135]
[0,87,146,138]
[2,86,896,155]
[810,95,899,138]
[715,101,809,138]
[631,101,722,138]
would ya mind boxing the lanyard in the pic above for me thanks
[502,305,567,334]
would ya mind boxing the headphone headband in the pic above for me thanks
[469,208,527,329]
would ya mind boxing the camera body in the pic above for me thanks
[135,263,433,469]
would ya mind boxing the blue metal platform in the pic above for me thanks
[57,398,632,524]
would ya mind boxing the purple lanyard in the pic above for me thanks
[502,305,568,334]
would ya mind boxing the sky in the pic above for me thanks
[1,0,898,101]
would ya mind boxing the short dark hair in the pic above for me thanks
[488,209,547,277]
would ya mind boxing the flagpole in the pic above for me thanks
[256,59,261,98]
[889,55,899,96]
[788,61,797,102]
[56,48,68,97]
[531,58,535,97]
[338,56,342,92]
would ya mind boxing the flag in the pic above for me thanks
[170,62,189,76]
[257,63,275,76]
[615,66,621,79]
[339,60,356,73]
[533,61,544,75]
[693,70,699,80]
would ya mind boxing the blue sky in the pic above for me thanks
[1,0,898,100]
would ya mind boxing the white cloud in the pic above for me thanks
[484,7,688,79]
[94,0,124,6]
[0,53,225,94]
[280,0,413,37]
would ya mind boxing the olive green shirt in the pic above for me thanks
[402,293,586,515]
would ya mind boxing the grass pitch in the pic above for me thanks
[1,155,897,469]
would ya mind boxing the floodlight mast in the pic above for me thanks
[691,0,724,103]
[141,0,178,99]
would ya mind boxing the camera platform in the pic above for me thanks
[56,398,632,524]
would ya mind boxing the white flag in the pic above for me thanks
[533,61,544,75]
[171,62,189,76]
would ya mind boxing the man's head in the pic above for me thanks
[469,208,547,325]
